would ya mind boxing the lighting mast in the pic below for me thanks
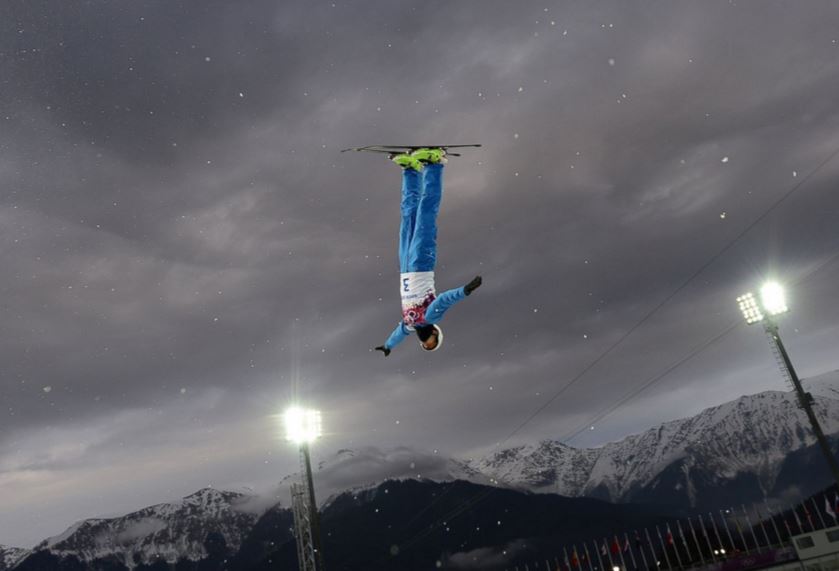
[283,407,325,571]
[737,282,839,487]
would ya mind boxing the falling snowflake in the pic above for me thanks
[721,156,729,163]
[43,386,52,393]
[608,58,616,66]
[720,212,727,219]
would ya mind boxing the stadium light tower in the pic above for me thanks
[737,282,839,487]
[284,407,325,571]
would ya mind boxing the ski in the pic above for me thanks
[340,144,481,157]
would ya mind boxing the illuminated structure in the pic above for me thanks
[737,282,839,486]
[284,407,325,571]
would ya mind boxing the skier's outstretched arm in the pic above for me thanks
[425,276,482,325]
[376,323,411,356]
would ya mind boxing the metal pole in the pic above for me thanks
[301,443,325,570]
[655,526,673,571]
[719,510,736,554]
[762,500,783,547]
[709,512,725,557]
[742,504,762,554]
[765,321,839,487]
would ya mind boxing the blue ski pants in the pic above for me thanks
[399,163,443,273]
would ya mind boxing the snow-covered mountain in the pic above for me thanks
[0,547,29,571]
[470,371,839,508]
[17,488,263,569]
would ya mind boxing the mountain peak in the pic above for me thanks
[469,376,839,508]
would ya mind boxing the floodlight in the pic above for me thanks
[736,292,765,325]
[283,407,322,444]
[760,281,788,316]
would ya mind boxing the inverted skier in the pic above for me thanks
[375,148,482,356]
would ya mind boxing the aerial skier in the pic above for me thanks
[370,147,483,355]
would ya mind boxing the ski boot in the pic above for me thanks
[391,153,424,171]
[411,147,447,165]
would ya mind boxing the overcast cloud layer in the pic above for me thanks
[2,0,839,547]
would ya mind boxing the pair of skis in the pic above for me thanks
[340,144,481,157]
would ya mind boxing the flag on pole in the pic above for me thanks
[655,526,673,571]
[803,503,815,531]
[593,539,606,571]
[828,495,839,521]
[790,504,804,534]
[612,536,621,556]
[571,547,580,568]
[670,523,686,568]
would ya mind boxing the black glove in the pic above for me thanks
[464,275,483,296]
[375,345,391,357]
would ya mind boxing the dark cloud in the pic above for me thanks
[2,0,839,547]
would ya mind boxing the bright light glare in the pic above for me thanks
[736,292,764,324]
[283,407,322,444]
[760,282,788,316]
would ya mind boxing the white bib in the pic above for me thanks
[400,271,436,325]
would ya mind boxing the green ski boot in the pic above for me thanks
[411,148,447,165]
[391,153,424,171]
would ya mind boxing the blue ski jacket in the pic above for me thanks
[384,285,467,350]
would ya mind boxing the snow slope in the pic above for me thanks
[0,547,29,571]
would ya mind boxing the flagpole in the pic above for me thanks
[708,512,726,557]
[635,530,650,571]
[811,497,828,529]
[779,506,794,541]
[564,546,572,571]
[669,524,685,569]
[730,508,750,554]
[789,503,804,534]
[687,517,706,565]
[803,502,815,532]
[742,504,763,553]
[594,540,606,571]
[584,542,596,571]
[762,500,783,547]
[604,538,616,571]
[826,493,839,525]
[697,515,716,562]
[673,521,688,567]
[754,505,772,548]
[624,532,638,570]
[655,526,673,571]
[719,510,737,554]
[615,535,629,571]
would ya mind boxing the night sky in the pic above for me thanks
[2,0,839,548]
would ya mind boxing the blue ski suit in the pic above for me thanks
[382,163,468,351]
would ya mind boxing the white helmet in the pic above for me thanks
[419,324,443,352]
